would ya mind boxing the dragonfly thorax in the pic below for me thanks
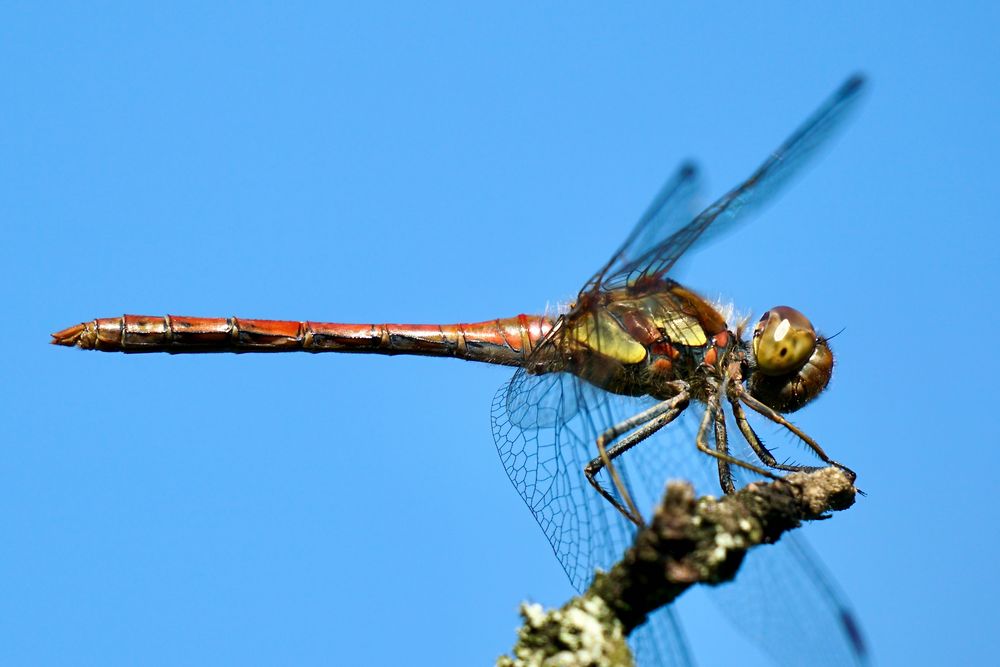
[559,281,743,402]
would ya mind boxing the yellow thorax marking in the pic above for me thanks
[570,311,647,364]
[637,296,708,347]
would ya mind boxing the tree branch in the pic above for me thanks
[498,467,857,667]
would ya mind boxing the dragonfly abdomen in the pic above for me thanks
[51,314,554,366]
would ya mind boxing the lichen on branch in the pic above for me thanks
[499,467,857,667]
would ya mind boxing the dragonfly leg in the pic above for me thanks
[695,396,778,490]
[736,389,857,484]
[729,398,825,474]
[713,400,736,495]
[585,389,690,526]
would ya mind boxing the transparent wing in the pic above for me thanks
[492,369,695,666]
[602,75,866,292]
[579,162,702,295]
[631,607,695,667]
[525,158,699,367]
[493,369,868,666]
[666,409,871,667]
[713,532,871,667]
[491,368,638,591]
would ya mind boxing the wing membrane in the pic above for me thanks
[712,532,871,666]
[666,409,870,667]
[603,75,866,291]
[494,373,868,666]
[492,369,638,590]
[492,370,694,666]
[580,162,702,295]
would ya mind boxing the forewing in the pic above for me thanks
[631,607,695,667]
[602,75,866,291]
[712,532,871,667]
[579,162,702,296]
[664,409,871,667]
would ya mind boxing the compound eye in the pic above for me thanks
[752,306,817,375]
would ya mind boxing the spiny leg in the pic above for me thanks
[730,398,824,474]
[695,395,777,486]
[737,388,857,484]
[713,400,736,495]
[585,389,689,526]
[593,384,688,447]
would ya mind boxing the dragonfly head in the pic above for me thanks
[746,306,833,413]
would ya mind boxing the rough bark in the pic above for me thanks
[498,467,857,667]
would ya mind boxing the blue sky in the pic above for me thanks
[3,3,998,665]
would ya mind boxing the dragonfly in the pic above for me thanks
[53,75,869,666]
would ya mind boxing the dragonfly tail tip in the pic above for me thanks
[51,323,87,348]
